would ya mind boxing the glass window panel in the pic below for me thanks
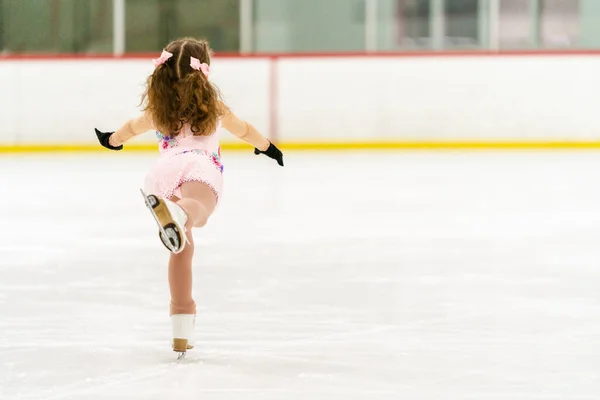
[0,0,112,54]
[125,0,239,53]
[176,0,239,52]
[377,0,431,50]
[377,0,480,51]
[254,0,365,52]
[540,0,578,48]
[444,0,479,48]
[498,0,530,49]
[253,0,293,52]
[0,4,3,51]
[580,0,600,48]
[125,0,161,52]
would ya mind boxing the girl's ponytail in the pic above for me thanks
[175,65,222,136]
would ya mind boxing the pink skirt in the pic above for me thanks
[144,149,223,202]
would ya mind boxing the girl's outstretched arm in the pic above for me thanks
[109,113,154,147]
[221,105,284,166]
[95,112,154,151]
[221,106,270,151]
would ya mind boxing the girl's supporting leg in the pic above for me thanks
[168,182,217,315]
[168,229,196,315]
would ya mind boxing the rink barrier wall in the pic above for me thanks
[3,51,600,152]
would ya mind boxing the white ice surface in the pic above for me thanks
[1,152,600,399]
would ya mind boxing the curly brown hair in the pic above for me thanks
[142,38,224,137]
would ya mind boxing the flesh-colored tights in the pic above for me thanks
[168,181,217,315]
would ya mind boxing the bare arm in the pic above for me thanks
[220,105,270,151]
[108,112,154,147]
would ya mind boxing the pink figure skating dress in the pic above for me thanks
[144,121,223,202]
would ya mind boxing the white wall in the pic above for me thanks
[278,55,600,141]
[1,54,600,145]
[0,57,271,145]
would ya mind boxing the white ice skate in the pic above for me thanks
[140,189,189,254]
[172,314,195,359]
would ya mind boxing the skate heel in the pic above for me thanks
[173,338,188,353]
[172,338,194,352]
[140,189,188,254]
[171,314,195,359]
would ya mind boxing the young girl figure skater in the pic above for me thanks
[94,38,284,358]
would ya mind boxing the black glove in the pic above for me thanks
[95,128,123,151]
[254,142,284,166]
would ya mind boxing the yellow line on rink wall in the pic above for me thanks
[277,141,600,150]
[3,141,600,153]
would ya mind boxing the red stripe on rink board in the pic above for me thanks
[3,49,600,61]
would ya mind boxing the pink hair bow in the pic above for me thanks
[190,57,210,77]
[153,50,173,67]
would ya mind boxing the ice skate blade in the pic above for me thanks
[140,189,184,254]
